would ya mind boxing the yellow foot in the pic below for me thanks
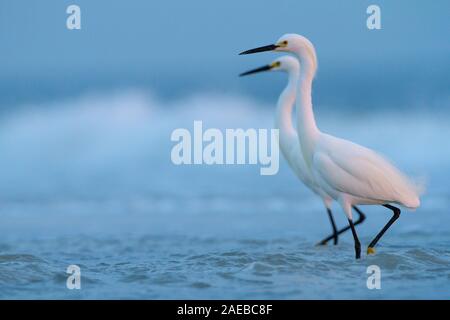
[367,247,376,255]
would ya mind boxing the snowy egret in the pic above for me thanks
[240,34,422,259]
[239,56,366,246]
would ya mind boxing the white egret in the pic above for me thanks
[239,56,366,246]
[240,34,422,259]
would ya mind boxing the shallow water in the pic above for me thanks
[0,91,449,299]
[0,193,449,299]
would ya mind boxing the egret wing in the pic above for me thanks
[313,134,419,207]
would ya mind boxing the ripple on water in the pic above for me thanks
[0,254,46,263]
[261,253,291,266]
[151,272,188,285]
[189,281,211,289]
[241,261,274,274]
[121,274,149,283]
[220,251,248,257]
[405,248,450,266]
[0,254,51,286]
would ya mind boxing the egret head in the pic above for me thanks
[239,56,299,77]
[240,34,308,54]
[239,34,317,73]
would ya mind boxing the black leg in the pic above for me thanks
[367,204,400,254]
[353,206,367,225]
[326,208,338,245]
[317,206,366,245]
[348,218,361,259]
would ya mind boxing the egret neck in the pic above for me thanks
[296,54,319,168]
[275,65,299,154]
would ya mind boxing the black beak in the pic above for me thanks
[239,44,279,55]
[239,64,272,77]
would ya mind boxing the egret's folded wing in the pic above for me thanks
[313,135,419,206]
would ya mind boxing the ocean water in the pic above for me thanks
[0,89,449,299]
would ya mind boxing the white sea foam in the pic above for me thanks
[0,89,448,199]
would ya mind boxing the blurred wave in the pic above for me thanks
[0,89,449,201]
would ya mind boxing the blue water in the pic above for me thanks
[0,89,449,299]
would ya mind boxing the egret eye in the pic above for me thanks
[272,61,281,68]
[280,40,288,47]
